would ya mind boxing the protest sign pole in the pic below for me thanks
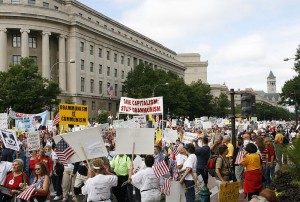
[131,142,135,161]
[81,146,91,169]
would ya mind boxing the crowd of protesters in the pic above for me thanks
[0,119,297,202]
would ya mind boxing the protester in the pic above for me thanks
[72,161,88,202]
[153,145,164,163]
[52,157,64,200]
[81,159,117,202]
[223,135,234,163]
[61,163,75,202]
[179,143,197,202]
[264,137,275,187]
[215,144,232,188]
[194,137,210,186]
[249,188,278,202]
[0,150,12,185]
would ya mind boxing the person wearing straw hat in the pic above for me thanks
[81,159,117,202]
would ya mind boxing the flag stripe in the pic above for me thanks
[17,186,35,201]
[153,161,169,178]
[52,113,60,126]
[160,178,171,196]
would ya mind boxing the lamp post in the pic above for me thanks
[152,83,168,97]
[50,59,75,80]
[283,57,296,61]
[230,89,236,181]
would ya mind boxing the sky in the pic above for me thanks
[79,0,300,93]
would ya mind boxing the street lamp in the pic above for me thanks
[50,59,75,80]
[283,57,296,61]
[152,83,168,97]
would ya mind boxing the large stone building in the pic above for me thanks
[0,0,207,118]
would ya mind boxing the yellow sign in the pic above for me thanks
[59,104,88,126]
[219,181,240,202]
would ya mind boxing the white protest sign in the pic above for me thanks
[163,129,178,144]
[113,120,124,128]
[116,128,155,154]
[0,129,19,151]
[182,132,198,144]
[202,121,212,129]
[61,127,108,163]
[172,119,177,127]
[166,181,186,202]
[0,113,8,129]
[26,132,40,151]
[132,116,147,128]
[118,97,163,115]
[133,155,145,174]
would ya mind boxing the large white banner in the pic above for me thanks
[0,113,8,130]
[118,97,163,115]
[0,129,19,151]
[116,128,155,154]
[26,132,41,151]
[182,132,198,144]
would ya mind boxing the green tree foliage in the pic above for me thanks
[255,102,294,121]
[211,93,230,117]
[0,57,60,113]
[96,111,109,124]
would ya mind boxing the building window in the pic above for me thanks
[107,67,110,76]
[79,13,83,17]
[11,0,20,4]
[30,56,37,64]
[54,5,58,10]
[99,64,102,74]
[107,82,110,93]
[12,33,21,47]
[99,81,102,94]
[121,70,125,79]
[114,69,117,78]
[80,60,84,70]
[90,45,93,55]
[88,17,91,21]
[108,103,112,111]
[12,55,21,65]
[82,100,86,105]
[106,51,110,60]
[98,48,102,57]
[121,56,124,64]
[80,42,84,52]
[96,21,99,24]
[28,0,35,5]
[92,101,95,110]
[116,103,119,112]
[90,62,94,72]
[122,85,125,96]
[90,79,94,93]
[81,77,85,92]
[127,58,130,66]
[114,53,117,62]
[29,34,37,48]
[115,84,118,96]
[43,2,49,8]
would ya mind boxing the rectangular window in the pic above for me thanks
[122,85,125,96]
[107,82,110,93]
[108,103,112,111]
[80,42,84,52]
[106,51,110,60]
[98,48,102,57]
[11,0,20,4]
[114,69,117,78]
[107,67,110,76]
[99,81,102,94]
[92,101,95,110]
[99,64,102,74]
[54,6,58,10]
[12,33,21,47]
[121,56,124,64]
[115,84,118,96]
[80,60,84,70]
[90,79,94,93]
[82,100,86,105]
[12,55,21,65]
[28,0,35,5]
[90,45,93,55]
[121,70,125,79]
[29,34,37,48]
[116,103,119,112]
[128,58,130,66]
[80,77,85,92]
[30,56,37,64]
[114,53,117,62]
[90,62,93,72]
[43,2,49,8]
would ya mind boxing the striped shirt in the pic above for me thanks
[261,149,268,163]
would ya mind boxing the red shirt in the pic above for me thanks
[267,145,275,162]
[3,173,29,190]
[37,156,53,172]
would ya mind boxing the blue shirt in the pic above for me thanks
[195,146,210,170]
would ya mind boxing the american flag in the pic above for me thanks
[52,113,60,126]
[156,115,160,125]
[235,147,246,165]
[167,117,172,128]
[160,178,171,196]
[170,145,179,157]
[55,139,75,166]
[172,166,179,181]
[107,84,114,99]
[153,161,169,178]
[17,185,35,201]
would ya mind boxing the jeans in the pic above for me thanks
[184,180,195,202]
[265,162,275,187]
[197,168,208,186]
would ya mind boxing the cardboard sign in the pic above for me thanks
[219,181,240,202]
[163,129,178,144]
[59,104,88,126]
[26,132,40,151]
[118,97,163,115]
[61,127,107,163]
[0,129,19,151]
[182,132,197,144]
[116,128,155,154]
[0,113,8,130]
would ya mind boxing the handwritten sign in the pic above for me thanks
[27,132,40,151]
[182,132,197,144]
[219,181,239,202]
[163,129,178,144]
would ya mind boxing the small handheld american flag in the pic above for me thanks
[17,185,35,201]
[160,178,171,196]
[52,112,60,126]
[153,161,169,178]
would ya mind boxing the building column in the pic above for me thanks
[20,29,30,58]
[58,34,67,91]
[0,28,7,72]
[42,31,51,79]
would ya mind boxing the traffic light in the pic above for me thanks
[241,93,256,117]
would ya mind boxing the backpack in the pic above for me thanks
[207,155,221,177]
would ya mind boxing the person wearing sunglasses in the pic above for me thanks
[30,162,50,202]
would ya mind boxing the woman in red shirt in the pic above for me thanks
[36,149,53,176]
[264,137,276,188]
[3,159,29,201]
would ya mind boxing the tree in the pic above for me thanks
[255,102,294,121]
[0,57,60,113]
[212,93,230,118]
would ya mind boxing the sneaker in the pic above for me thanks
[62,198,67,202]
[50,192,56,196]
[53,196,62,200]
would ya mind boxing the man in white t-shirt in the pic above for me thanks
[0,151,13,185]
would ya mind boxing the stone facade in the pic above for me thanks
[0,0,207,118]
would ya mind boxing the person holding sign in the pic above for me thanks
[129,155,162,202]
[81,159,118,202]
